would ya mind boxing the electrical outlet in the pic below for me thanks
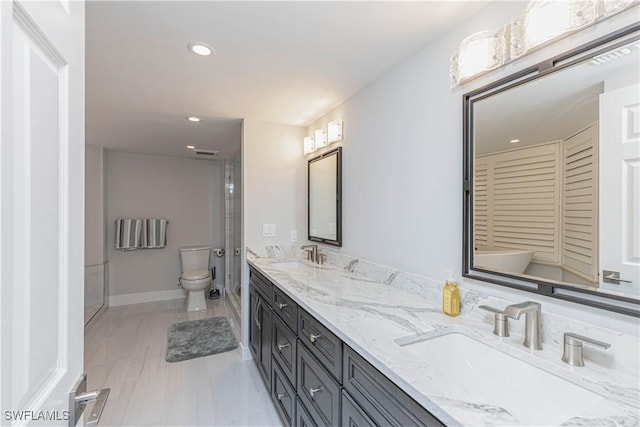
[291,229,298,242]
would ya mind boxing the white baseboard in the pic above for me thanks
[109,289,186,307]
[240,342,253,361]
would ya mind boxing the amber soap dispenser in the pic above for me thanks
[442,271,460,317]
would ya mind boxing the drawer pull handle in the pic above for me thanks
[277,342,290,351]
[277,392,288,401]
[309,333,322,343]
[277,302,288,310]
[309,386,324,398]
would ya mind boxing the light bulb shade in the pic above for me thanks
[314,128,328,149]
[450,26,507,86]
[604,0,638,15]
[304,137,316,155]
[327,120,343,143]
[517,0,597,56]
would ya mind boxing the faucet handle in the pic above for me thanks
[479,305,510,337]
[318,253,327,265]
[562,332,611,366]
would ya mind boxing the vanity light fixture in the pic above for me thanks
[304,137,316,155]
[186,145,195,149]
[314,128,328,149]
[450,0,638,86]
[510,139,520,143]
[327,120,343,144]
[186,116,201,122]
[451,27,507,85]
[187,43,214,56]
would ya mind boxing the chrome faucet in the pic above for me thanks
[301,244,318,263]
[503,301,543,350]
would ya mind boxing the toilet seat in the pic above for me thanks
[182,268,210,281]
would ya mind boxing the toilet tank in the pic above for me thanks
[179,245,211,272]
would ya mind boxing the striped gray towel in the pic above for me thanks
[142,218,168,249]
[115,218,142,250]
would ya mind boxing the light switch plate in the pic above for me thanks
[262,224,276,237]
[290,229,297,242]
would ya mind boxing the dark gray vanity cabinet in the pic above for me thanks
[248,265,444,427]
[343,345,445,427]
[249,271,273,388]
[341,390,376,427]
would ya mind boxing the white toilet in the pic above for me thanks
[179,245,211,311]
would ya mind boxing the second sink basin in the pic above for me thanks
[398,332,605,425]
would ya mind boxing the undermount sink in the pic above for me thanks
[269,260,308,270]
[398,332,605,425]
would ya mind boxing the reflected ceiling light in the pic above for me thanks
[186,116,201,122]
[188,43,214,56]
[314,128,328,149]
[589,46,633,65]
[510,139,520,143]
[186,145,195,149]
[327,120,343,144]
[303,137,316,155]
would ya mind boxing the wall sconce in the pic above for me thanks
[314,128,328,149]
[304,137,316,155]
[450,0,638,86]
[327,120,343,143]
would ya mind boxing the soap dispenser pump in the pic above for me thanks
[443,271,460,317]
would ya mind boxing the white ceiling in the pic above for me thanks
[86,1,489,159]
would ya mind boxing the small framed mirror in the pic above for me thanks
[308,147,342,246]
[463,24,640,316]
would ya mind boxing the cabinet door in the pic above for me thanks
[297,343,341,426]
[258,298,273,386]
[296,397,317,427]
[272,358,296,427]
[249,287,260,361]
[342,391,376,427]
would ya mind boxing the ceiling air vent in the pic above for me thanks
[193,149,219,159]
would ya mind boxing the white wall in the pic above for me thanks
[299,4,640,332]
[106,151,225,299]
[241,120,306,357]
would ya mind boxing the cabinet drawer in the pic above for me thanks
[296,397,317,427]
[273,287,298,333]
[298,310,342,381]
[297,343,341,427]
[272,314,297,386]
[250,267,273,305]
[272,358,296,427]
[343,345,444,427]
[341,391,375,427]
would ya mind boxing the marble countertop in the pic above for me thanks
[247,252,639,426]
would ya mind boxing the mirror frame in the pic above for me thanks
[463,23,640,318]
[308,146,342,247]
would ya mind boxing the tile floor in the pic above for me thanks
[84,297,282,427]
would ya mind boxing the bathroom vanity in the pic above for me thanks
[248,264,443,427]
[247,248,639,426]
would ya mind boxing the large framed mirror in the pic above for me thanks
[309,147,342,246]
[463,23,640,317]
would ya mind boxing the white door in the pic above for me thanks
[1,1,85,425]
[599,83,640,297]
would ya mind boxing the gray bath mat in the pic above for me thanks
[165,316,238,363]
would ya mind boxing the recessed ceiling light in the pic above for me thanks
[186,116,201,122]
[187,43,214,56]
[510,139,520,143]
[186,145,195,149]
